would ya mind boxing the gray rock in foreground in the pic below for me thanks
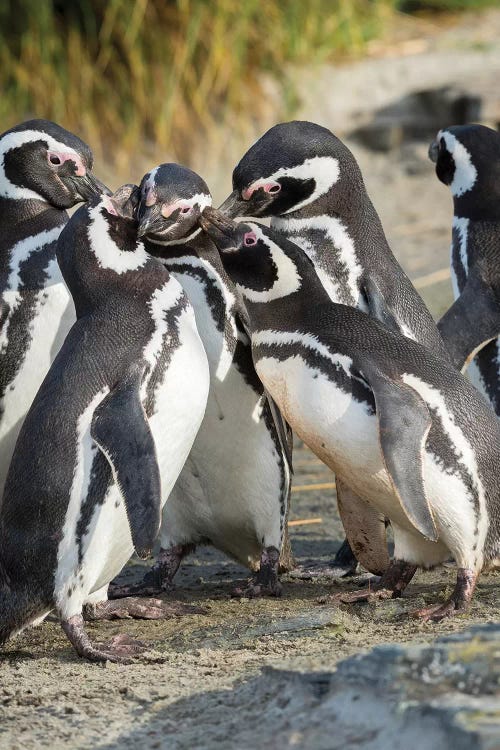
[261,623,500,750]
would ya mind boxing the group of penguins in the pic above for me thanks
[0,117,499,664]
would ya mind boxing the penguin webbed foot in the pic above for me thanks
[412,567,477,622]
[232,546,282,598]
[107,543,194,599]
[61,614,145,664]
[326,559,417,605]
[83,596,206,620]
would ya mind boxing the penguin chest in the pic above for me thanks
[164,354,285,560]
[0,259,73,493]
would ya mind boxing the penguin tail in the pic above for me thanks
[0,584,48,647]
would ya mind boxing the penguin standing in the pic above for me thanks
[200,208,500,620]
[430,124,500,414]
[0,188,209,662]
[0,119,109,499]
[110,164,292,598]
[219,120,452,577]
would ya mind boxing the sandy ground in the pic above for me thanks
[2,8,500,750]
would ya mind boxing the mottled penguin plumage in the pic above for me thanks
[432,124,500,414]
[0,119,109,500]
[0,188,209,661]
[109,163,292,599]
[200,208,500,619]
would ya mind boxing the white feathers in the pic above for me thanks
[87,203,148,273]
[142,277,186,373]
[237,223,302,302]
[272,214,364,308]
[440,130,478,197]
[0,129,81,201]
[452,216,470,288]
[249,155,340,214]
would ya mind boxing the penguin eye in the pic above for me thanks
[266,183,281,194]
[48,153,62,166]
[243,231,257,246]
[180,206,192,215]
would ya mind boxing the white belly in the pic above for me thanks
[0,260,74,497]
[256,352,484,567]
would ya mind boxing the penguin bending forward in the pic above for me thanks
[431,124,500,415]
[109,164,292,599]
[200,208,500,620]
[219,120,451,577]
[0,188,209,662]
[0,119,109,499]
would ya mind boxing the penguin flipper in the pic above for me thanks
[91,363,161,559]
[358,362,438,542]
[438,267,499,372]
[336,478,390,575]
[363,277,402,336]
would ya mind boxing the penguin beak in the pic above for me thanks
[428,140,439,164]
[199,207,240,251]
[218,189,251,219]
[137,205,165,238]
[76,172,112,201]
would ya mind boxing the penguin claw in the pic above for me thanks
[411,600,468,622]
[83,596,206,620]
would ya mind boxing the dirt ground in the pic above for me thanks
[1,8,500,750]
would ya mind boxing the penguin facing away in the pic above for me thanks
[0,188,209,662]
[109,163,292,599]
[0,119,110,500]
[200,207,500,620]
[219,120,452,577]
[431,124,500,415]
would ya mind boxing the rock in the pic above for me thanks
[259,623,500,749]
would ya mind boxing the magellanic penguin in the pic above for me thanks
[431,124,500,415]
[109,164,292,599]
[200,208,500,621]
[0,119,109,500]
[0,187,209,663]
[219,120,452,577]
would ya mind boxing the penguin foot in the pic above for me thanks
[232,546,282,598]
[83,596,206,621]
[412,567,476,622]
[107,544,195,599]
[61,614,143,664]
[325,559,417,605]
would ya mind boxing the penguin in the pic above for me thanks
[0,119,109,500]
[0,187,210,663]
[109,163,292,599]
[219,120,452,576]
[199,207,500,620]
[430,124,500,415]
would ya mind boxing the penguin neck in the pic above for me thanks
[148,232,235,289]
[233,239,333,334]
[453,191,500,223]
[274,182,393,262]
[0,197,66,255]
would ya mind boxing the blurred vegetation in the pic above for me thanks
[0,0,496,163]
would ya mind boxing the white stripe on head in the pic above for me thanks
[0,129,83,201]
[87,201,148,273]
[440,130,478,197]
[236,223,302,302]
[246,156,340,214]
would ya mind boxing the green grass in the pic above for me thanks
[0,0,496,162]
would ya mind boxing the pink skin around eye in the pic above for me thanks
[242,180,281,200]
[161,200,193,219]
[102,195,118,215]
[243,231,257,246]
[144,186,157,207]
[47,151,86,176]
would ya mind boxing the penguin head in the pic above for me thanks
[429,124,500,210]
[137,164,212,245]
[0,119,110,208]
[200,207,302,302]
[219,121,361,219]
